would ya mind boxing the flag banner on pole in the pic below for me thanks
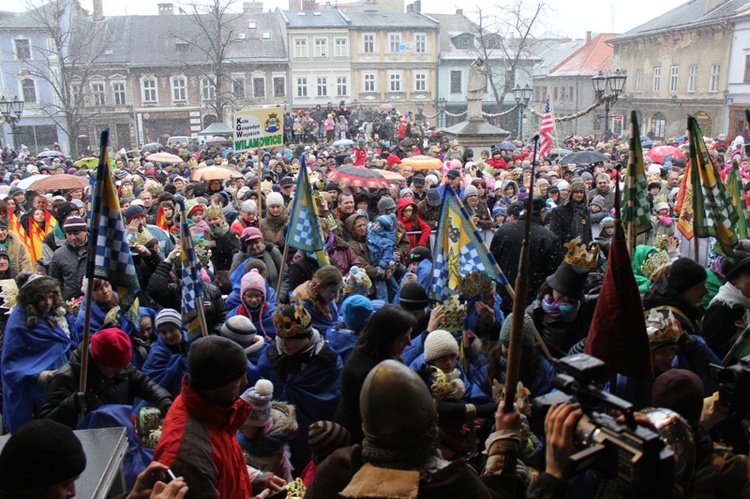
[538,97,553,161]
[178,199,204,341]
[430,185,508,301]
[687,116,738,256]
[7,207,30,254]
[623,111,652,235]
[726,159,749,241]
[87,147,140,327]
[675,160,694,240]
[285,153,330,266]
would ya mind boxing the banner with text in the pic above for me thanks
[233,107,284,152]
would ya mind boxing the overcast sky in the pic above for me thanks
[0,0,686,38]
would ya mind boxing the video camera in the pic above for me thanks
[709,354,750,415]
[532,354,674,495]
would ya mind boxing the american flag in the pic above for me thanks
[538,97,553,160]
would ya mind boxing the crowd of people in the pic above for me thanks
[0,115,749,498]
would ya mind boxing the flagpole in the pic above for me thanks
[687,120,700,263]
[275,244,290,305]
[548,89,560,153]
[627,118,637,255]
[195,295,209,338]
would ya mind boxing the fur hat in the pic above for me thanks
[240,379,274,427]
[188,336,248,390]
[499,312,535,348]
[241,269,266,301]
[90,328,132,369]
[16,273,64,328]
[220,315,257,349]
[155,308,182,331]
[340,295,374,332]
[424,329,458,362]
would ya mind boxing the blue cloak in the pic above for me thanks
[140,333,188,396]
[227,301,277,339]
[75,295,136,338]
[408,353,492,405]
[325,327,359,364]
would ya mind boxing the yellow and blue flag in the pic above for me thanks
[178,199,204,341]
[285,153,330,265]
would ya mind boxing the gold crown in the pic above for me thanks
[438,294,466,332]
[653,193,670,209]
[563,237,600,269]
[272,300,313,338]
[640,250,672,282]
[645,307,682,346]
[429,365,448,400]
[653,234,669,251]
[205,204,223,219]
[648,173,662,186]
[261,180,273,192]
[459,270,494,299]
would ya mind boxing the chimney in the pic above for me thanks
[456,8,463,15]
[406,3,413,13]
[705,0,729,13]
[586,31,591,43]
[92,0,103,21]
[414,0,421,12]
[301,0,316,9]
[158,3,174,15]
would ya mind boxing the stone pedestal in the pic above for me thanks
[442,116,510,150]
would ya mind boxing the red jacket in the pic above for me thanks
[154,380,253,499]
[487,157,508,170]
[397,198,431,250]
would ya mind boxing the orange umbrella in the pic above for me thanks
[27,174,89,191]
[400,155,443,171]
[190,166,243,181]
[378,169,406,182]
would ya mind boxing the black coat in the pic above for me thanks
[703,296,745,361]
[210,228,240,272]
[548,198,592,248]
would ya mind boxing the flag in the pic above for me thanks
[156,204,168,231]
[178,199,204,341]
[726,159,749,240]
[622,111,652,236]
[87,132,140,327]
[7,208,30,253]
[285,153,330,265]
[675,160,694,240]
[687,115,738,256]
[538,97,553,160]
[430,185,508,301]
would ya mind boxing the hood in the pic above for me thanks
[501,179,519,196]
[397,197,418,219]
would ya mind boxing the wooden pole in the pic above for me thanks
[627,115,637,256]
[687,122,700,263]
[195,296,209,338]
[257,152,263,215]
[274,243,290,305]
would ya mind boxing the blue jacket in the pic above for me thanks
[325,326,359,364]
[408,353,492,405]
[366,215,397,269]
[141,334,189,396]
[226,301,277,340]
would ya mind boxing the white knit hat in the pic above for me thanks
[240,379,274,427]
[425,173,439,186]
[241,199,257,213]
[266,192,284,207]
[424,329,458,362]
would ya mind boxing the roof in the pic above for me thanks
[281,9,348,29]
[0,2,63,30]
[548,33,616,77]
[429,13,479,55]
[529,37,586,77]
[345,11,438,30]
[611,0,749,42]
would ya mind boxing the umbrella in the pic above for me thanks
[36,151,65,159]
[146,152,183,163]
[16,174,48,190]
[379,103,394,112]
[204,136,231,144]
[378,169,406,182]
[332,139,354,148]
[140,142,163,154]
[496,140,517,152]
[550,148,572,157]
[559,150,609,165]
[327,166,390,189]
[400,155,443,171]
[190,166,243,181]
[645,145,685,164]
[73,157,99,169]
[27,174,89,191]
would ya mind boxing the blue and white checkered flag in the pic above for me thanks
[178,199,204,341]
[285,154,330,265]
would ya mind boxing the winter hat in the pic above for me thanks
[279,176,295,187]
[155,308,182,331]
[63,215,87,233]
[492,204,507,218]
[272,301,313,338]
[590,195,605,208]
[570,181,586,193]
[399,188,414,199]
[581,171,593,181]
[666,258,707,294]
[237,186,251,200]
[425,173,439,186]
[408,246,431,263]
[124,204,147,223]
[241,269,266,300]
[463,184,478,199]
[536,178,550,187]
[266,192,284,207]
[601,217,615,228]
[546,262,589,300]
[55,201,78,222]
[90,328,132,369]
[721,250,750,282]
[241,227,263,244]
[188,336,248,390]
[0,247,9,264]
[506,201,524,219]
[343,266,372,295]
[499,312,535,348]
[652,368,704,424]
[426,188,442,207]
[241,199,258,213]
[375,214,394,231]
[71,199,85,209]
[398,281,429,310]
[341,294,374,332]
[424,329,458,362]
[0,419,86,491]
[556,180,570,191]
[220,315,257,349]
[0,219,7,230]
[240,379,274,427]
[308,421,351,461]
[377,196,397,213]
[446,169,460,179]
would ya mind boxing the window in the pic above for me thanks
[389,33,401,53]
[560,86,566,101]
[253,77,265,98]
[650,112,667,139]
[415,33,426,53]
[316,77,327,97]
[450,70,461,93]
[14,39,31,59]
[569,87,574,100]
[21,79,36,103]
[389,72,401,92]
[653,67,661,92]
[364,73,376,92]
[46,38,57,59]
[294,38,308,58]
[234,76,246,99]
[71,83,81,106]
[745,57,750,84]
[453,34,473,50]
[142,77,157,103]
[363,33,375,53]
[296,77,307,97]
[336,76,347,96]
[710,64,720,92]
[113,82,126,105]
[415,72,427,91]
[314,38,327,58]
[91,82,105,106]
[669,66,679,92]
[171,77,187,102]
[273,76,286,97]
[335,38,348,57]
[553,86,558,100]
[688,65,697,93]
[635,68,643,92]
[201,77,216,101]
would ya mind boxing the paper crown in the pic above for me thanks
[438,294,466,332]
[653,234,672,252]
[272,300,313,338]
[647,173,662,186]
[640,250,672,282]
[645,307,682,347]
[261,180,273,192]
[205,204,223,219]
[563,237,600,269]
[459,270,494,299]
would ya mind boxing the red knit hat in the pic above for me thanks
[90,328,132,369]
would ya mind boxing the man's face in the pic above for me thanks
[34,196,49,211]
[247,237,265,256]
[667,174,680,188]
[133,215,147,232]
[158,324,184,346]
[339,195,355,215]
[597,178,609,191]
[449,176,461,189]
[13,192,25,205]
[327,189,339,201]
[65,229,87,247]
[37,292,55,314]
[281,184,294,196]
[139,192,153,208]
[402,167,414,178]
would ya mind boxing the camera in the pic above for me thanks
[709,355,750,415]
[532,354,674,495]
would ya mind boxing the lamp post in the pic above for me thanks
[437,97,447,128]
[0,95,24,150]
[416,100,425,122]
[511,84,533,140]
[592,69,627,140]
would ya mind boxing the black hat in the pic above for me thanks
[0,419,86,490]
[666,258,707,294]
[446,169,460,179]
[652,368,704,424]
[279,176,295,187]
[63,215,87,233]
[722,251,750,282]
[325,182,341,192]
[0,218,7,230]
[124,205,148,223]
[531,195,547,214]
[399,281,428,310]
[546,262,590,300]
[187,336,248,390]
[507,201,524,219]
[408,246,432,264]
[55,201,78,223]
[410,175,425,187]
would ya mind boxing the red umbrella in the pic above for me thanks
[327,166,390,189]
[645,145,686,164]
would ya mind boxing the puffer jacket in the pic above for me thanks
[397,198,431,251]
[4,230,32,275]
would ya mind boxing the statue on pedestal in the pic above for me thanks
[467,57,486,121]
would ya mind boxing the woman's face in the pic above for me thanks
[505,186,515,197]
[6,199,16,212]
[316,282,342,305]
[278,335,310,357]
[36,292,55,314]
[652,346,677,372]
[0,225,8,243]
[139,316,154,340]
[33,209,46,223]
[389,329,412,356]
[92,280,113,304]
[465,195,478,207]
[477,185,486,197]
[552,289,574,303]
[268,205,283,217]
[162,205,174,219]
[401,206,414,219]
[0,255,8,274]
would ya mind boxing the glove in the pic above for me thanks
[69,392,88,414]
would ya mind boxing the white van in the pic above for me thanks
[167,136,197,146]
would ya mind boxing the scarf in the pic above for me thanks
[325,231,336,253]
[541,294,580,321]
[265,208,289,232]
[710,282,750,326]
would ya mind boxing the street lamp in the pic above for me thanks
[592,69,627,139]
[416,100,425,122]
[437,97,447,128]
[0,95,24,150]
[511,83,533,140]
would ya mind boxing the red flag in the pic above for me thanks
[538,97,553,160]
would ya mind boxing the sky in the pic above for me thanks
[0,0,686,38]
